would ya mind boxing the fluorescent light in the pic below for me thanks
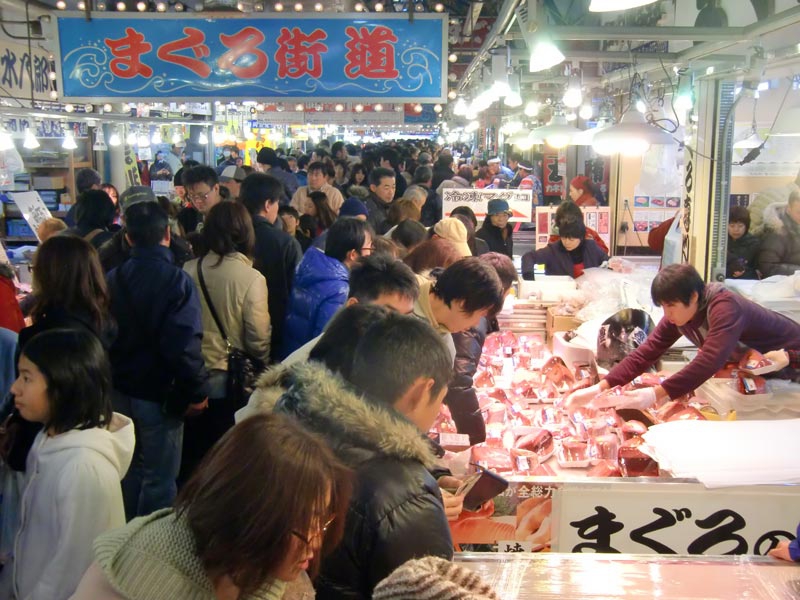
[23,127,40,149]
[589,0,658,11]
[529,39,565,73]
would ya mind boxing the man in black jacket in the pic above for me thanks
[240,172,303,362]
[98,186,193,272]
[107,201,209,519]
[273,314,454,599]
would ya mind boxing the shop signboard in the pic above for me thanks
[55,14,447,102]
[542,152,564,198]
[3,117,88,139]
[9,191,51,242]
[0,40,54,103]
[555,482,798,556]
[442,189,532,222]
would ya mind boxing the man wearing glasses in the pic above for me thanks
[181,165,223,232]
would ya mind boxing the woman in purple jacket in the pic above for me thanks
[566,263,800,410]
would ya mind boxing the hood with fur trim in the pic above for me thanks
[762,201,799,235]
[237,362,438,469]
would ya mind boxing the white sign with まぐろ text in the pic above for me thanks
[442,188,532,222]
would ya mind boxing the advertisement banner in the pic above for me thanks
[556,482,799,556]
[542,152,564,197]
[442,188,532,222]
[56,14,447,102]
[0,40,55,102]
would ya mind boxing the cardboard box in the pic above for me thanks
[32,175,66,189]
[546,307,581,340]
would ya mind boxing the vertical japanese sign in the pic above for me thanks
[56,14,446,101]
[0,40,54,102]
[556,482,799,556]
[542,152,564,198]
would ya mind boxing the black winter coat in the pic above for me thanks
[445,317,491,445]
[476,220,513,257]
[251,215,303,361]
[254,363,453,599]
[726,233,760,279]
[521,239,608,280]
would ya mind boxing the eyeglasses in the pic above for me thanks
[292,515,335,546]
[360,246,373,255]
[187,190,213,202]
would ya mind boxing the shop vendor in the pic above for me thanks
[566,263,800,410]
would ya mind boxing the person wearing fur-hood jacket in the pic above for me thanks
[758,193,800,277]
[236,315,454,600]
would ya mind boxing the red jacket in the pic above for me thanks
[605,284,800,399]
[0,277,24,333]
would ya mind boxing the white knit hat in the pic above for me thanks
[373,557,500,600]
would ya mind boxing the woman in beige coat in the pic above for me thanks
[181,201,271,479]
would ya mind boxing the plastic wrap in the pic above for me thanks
[456,553,800,599]
[573,267,658,323]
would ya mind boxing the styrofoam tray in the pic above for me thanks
[696,378,800,418]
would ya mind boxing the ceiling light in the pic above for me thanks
[433,104,442,113]
[274,2,284,9]
[414,104,423,113]
[116,1,126,10]
[156,1,166,10]
[579,104,593,120]
[294,2,303,9]
[93,129,108,151]
[56,0,67,8]
[447,90,457,100]
[355,103,364,112]
[592,110,674,156]
[524,101,540,117]
[171,131,182,144]
[103,103,113,112]
[108,130,121,146]
[734,131,765,149]
[136,1,147,10]
[374,1,384,9]
[509,131,534,150]
[77,0,86,8]
[335,104,344,112]
[314,1,323,8]
[354,1,363,9]
[434,2,444,10]
[137,133,150,147]
[23,127,39,149]
[49,90,58,99]
[448,53,458,63]
[48,71,57,81]
[151,129,162,144]
[571,116,613,145]
[198,130,209,144]
[64,103,74,113]
[96,1,106,8]
[174,1,184,9]
[63,130,78,150]
[529,38,565,73]
[589,0,658,11]
[562,74,583,108]
[374,103,383,112]
[126,130,137,145]
[529,113,582,148]
[453,97,468,116]
[295,103,304,111]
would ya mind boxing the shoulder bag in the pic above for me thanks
[196,256,265,410]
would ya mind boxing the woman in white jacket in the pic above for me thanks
[6,328,134,600]
[182,201,270,480]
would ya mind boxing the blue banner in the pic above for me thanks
[56,14,446,102]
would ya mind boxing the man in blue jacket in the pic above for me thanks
[281,218,372,358]
[108,200,209,519]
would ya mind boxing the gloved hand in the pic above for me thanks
[562,383,603,411]
[753,350,790,374]
[592,387,657,410]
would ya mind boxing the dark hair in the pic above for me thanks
[348,163,368,187]
[450,205,478,229]
[349,254,419,304]
[279,205,301,220]
[309,303,392,380]
[480,252,517,293]
[403,238,461,273]
[75,168,101,194]
[372,236,400,259]
[509,152,522,162]
[432,257,504,314]
[387,199,421,226]
[456,165,473,183]
[729,205,751,233]
[240,172,284,216]
[555,200,582,228]
[32,236,110,331]
[21,329,112,434]
[101,183,119,203]
[651,263,705,306]
[350,313,452,405]
[125,201,170,247]
[369,167,396,187]
[297,154,310,170]
[477,166,491,181]
[182,165,219,189]
[331,141,345,157]
[379,147,400,169]
[309,191,338,230]
[308,161,327,175]
[325,218,370,262]
[558,218,586,240]
[312,147,330,160]
[334,158,350,177]
[412,165,432,185]
[298,214,317,239]
[435,153,453,169]
[176,413,352,592]
[391,219,428,251]
[201,201,255,263]
[177,205,203,237]
[75,189,116,230]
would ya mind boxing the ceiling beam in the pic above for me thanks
[544,25,745,43]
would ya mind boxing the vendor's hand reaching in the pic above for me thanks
[592,387,657,411]
[562,383,603,411]
[756,350,790,374]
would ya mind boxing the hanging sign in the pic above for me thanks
[442,189,532,222]
[543,152,564,197]
[56,14,447,102]
[123,144,142,189]
[0,40,55,102]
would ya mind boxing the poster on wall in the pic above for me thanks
[56,14,447,102]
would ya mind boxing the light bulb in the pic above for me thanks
[414,104,423,113]
[274,1,284,8]
[49,90,58,100]
[314,1,322,8]
[504,92,522,108]
[524,101,540,117]
[23,127,40,149]
[433,104,442,113]
[96,1,106,8]
[636,99,647,113]
[56,0,66,8]
[579,104,593,120]
[562,83,583,108]
[335,104,344,112]
[174,1,184,9]
[529,40,565,73]
[151,129,162,144]
[126,131,137,145]
[448,53,458,63]
[545,134,570,149]
[108,131,121,146]
[374,1,383,9]
[565,112,577,122]
[198,130,209,144]
[103,103,113,112]
[77,0,86,8]
[465,120,480,133]
[294,2,303,9]
[64,103,74,113]
[136,1,147,10]
[295,103,304,111]
[355,103,364,112]
[156,1,167,10]
[374,103,383,112]
[172,131,182,144]
[448,90,457,100]
[48,71,57,81]
[116,1,126,10]
[453,97,467,116]
[619,138,650,156]
[674,93,693,112]
[354,1,363,9]
[63,131,78,150]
